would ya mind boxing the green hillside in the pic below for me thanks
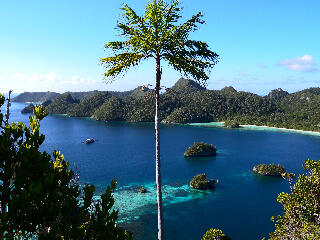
[67,92,112,117]
[46,93,79,114]
[15,79,319,132]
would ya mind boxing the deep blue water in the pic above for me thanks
[5,102,320,240]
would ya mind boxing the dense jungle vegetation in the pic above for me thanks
[16,78,320,132]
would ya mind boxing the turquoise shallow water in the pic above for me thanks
[4,103,320,240]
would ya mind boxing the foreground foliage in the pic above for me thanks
[268,159,320,239]
[0,94,132,239]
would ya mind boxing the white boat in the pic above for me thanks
[85,138,95,144]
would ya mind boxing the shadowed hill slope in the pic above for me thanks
[67,92,112,117]
[46,93,80,114]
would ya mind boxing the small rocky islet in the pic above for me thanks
[253,163,286,176]
[139,187,147,193]
[189,173,216,190]
[184,142,217,157]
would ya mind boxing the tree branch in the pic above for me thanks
[5,90,13,126]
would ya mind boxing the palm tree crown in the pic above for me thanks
[101,0,219,85]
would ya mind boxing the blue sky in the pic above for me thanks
[0,0,319,95]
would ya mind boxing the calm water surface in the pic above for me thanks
[6,102,320,240]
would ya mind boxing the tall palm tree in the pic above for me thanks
[101,1,219,239]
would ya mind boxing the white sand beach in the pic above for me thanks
[188,122,320,137]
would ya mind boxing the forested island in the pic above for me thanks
[15,78,320,132]
[189,173,216,190]
[184,142,217,157]
[253,164,286,176]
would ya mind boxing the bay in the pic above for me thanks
[4,102,320,240]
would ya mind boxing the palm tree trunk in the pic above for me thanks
[155,55,163,240]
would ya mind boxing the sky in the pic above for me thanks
[0,0,319,95]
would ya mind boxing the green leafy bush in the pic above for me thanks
[0,95,132,239]
[268,159,320,239]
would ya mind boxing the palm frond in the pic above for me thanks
[165,54,212,86]
[162,37,218,85]
[105,41,128,51]
[101,53,144,82]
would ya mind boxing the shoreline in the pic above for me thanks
[36,109,320,137]
[188,122,320,137]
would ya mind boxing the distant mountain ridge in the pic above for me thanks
[16,78,320,132]
[12,91,59,103]
[13,87,150,103]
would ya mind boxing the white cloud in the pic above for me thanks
[12,73,27,80]
[67,76,98,85]
[12,72,61,84]
[70,75,86,84]
[278,54,318,72]
[29,72,62,84]
[71,75,82,81]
